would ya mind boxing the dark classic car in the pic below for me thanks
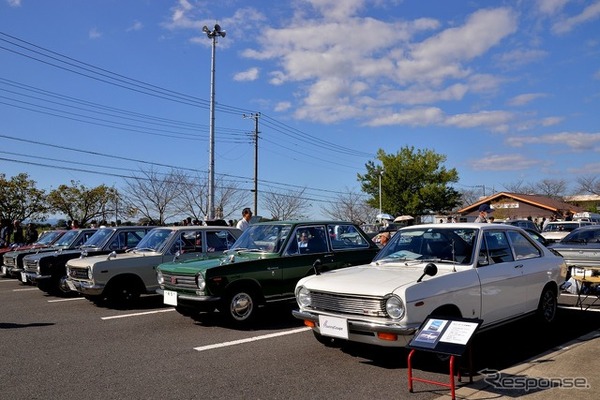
[1,230,67,278]
[25,226,153,295]
[156,221,380,325]
[10,228,97,286]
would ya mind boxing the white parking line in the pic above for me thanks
[48,297,87,303]
[0,280,17,283]
[12,288,38,292]
[101,308,175,320]
[194,327,311,352]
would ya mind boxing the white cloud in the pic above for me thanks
[507,93,547,106]
[234,68,260,82]
[552,1,600,34]
[445,110,513,129]
[506,132,600,150]
[469,154,543,171]
[274,101,292,112]
[367,107,445,127]
[496,49,548,68]
[89,28,102,39]
[127,20,143,32]
[7,0,21,7]
[241,7,517,124]
[535,0,569,15]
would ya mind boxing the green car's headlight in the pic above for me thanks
[385,295,405,319]
[296,286,311,307]
[196,273,206,291]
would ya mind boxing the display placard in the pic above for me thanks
[407,315,482,356]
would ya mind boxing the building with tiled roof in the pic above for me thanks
[458,192,585,222]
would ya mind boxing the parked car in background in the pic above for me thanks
[548,225,600,279]
[293,223,565,349]
[503,219,540,232]
[7,228,97,286]
[156,221,380,325]
[1,230,67,278]
[541,221,593,243]
[65,226,240,306]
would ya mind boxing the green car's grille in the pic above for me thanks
[309,291,387,317]
[162,273,197,290]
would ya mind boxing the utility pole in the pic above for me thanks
[243,112,261,216]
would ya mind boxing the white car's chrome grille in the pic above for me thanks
[68,267,89,280]
[310,291,388,317]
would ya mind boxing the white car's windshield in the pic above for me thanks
[230,224,291,253]
[374,227,477,265]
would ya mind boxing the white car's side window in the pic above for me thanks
[507,231,541,260]
[482,231,514,264]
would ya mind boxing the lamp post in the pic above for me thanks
[203,23,226,220]
[378,169,384,217]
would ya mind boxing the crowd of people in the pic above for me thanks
[0,219,39,248]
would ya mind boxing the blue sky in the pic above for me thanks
[1,0,599,219]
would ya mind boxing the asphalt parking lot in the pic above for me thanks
[2,278,599,400]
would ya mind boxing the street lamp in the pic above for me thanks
[203,23,226,220]
[378,169,384,217]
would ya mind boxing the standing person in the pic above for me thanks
[12,220,24,244]
[235,208,253,232]
[474,204,494,223]
[71,220,80,229]
[0,219,12,247]
[25,223,39,244]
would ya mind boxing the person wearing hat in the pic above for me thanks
[475,204,494,223]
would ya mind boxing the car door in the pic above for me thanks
[506,230,549,312]
[279,225,336,298]
[475,230,527,324]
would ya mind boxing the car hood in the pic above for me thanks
[157,251,279,275]
[300,261,454,297]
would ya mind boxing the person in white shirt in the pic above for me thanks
[236,208,253,231]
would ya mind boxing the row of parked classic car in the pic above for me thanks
[5,218,597,351]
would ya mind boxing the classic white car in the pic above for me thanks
[293,223,566,348]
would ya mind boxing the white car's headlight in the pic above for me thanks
[385,296,405,319]
[196,273,206,290]
[296,286,311,307]
[156,270,164,285]
[87,267,93,280]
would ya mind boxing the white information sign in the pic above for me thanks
[439,321,479,345]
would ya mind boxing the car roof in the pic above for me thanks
[150,226,240,231]
[400,223,524,231]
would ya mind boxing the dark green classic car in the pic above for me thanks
[156,221,380,324]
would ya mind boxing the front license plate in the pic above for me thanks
[318,315,349,339]
[20,272,27,283]
[66,280,77,292]
[164,290,178,306]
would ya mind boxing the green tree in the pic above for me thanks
[47,181,118,226]
[0,173,48,222]
[358,147,461,217]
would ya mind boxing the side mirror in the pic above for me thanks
[478,253,489,266]
[313,259,322,275]
[417,262,437,283]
